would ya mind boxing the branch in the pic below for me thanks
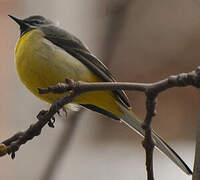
[142,93,157,180]
[0,67,200,179]
[38,68,200,95]
[0,91,78,159]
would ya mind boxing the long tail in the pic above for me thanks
[118,103,192,175]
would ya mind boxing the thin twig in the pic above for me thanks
[142,93,157,180]
[38,68,200,95]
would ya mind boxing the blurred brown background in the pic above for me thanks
[0,0,199,179]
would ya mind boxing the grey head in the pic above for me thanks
[23,15,54,26]
[8,15,54,36]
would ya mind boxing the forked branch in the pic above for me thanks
[1,67,200,180]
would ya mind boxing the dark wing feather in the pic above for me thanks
[41,25,131,108]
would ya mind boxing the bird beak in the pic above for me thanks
[8,15,31,35]
[8,15,25,26]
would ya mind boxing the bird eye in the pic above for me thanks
[29,20,42,25]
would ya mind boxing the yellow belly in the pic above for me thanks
[15,29,123,116]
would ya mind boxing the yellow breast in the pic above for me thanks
[15,29,123,116]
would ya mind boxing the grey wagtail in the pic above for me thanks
[9,15,192,175]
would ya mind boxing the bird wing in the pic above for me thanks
[41,25,131,108]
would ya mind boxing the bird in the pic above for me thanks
[9,15,192,175]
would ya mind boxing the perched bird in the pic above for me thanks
[9,15,192,174]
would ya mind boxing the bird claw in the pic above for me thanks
[37,109,56,128]
[56,110,61,116]
[48,116,55,128]
[11,152,16,159]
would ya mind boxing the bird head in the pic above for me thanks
[8,15,54,36]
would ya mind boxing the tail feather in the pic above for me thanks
[118,103,192,175]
